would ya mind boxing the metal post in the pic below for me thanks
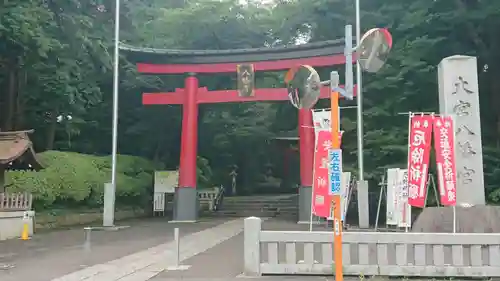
[174,227,180,267]
[345,25,354,97]
[84,227,92,253]
[452,206,457,233]
[107,0,121,227]
[374,175,385,232]
[330,71,343,281]
[355,0,363,181]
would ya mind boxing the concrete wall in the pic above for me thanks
[0,211,33,241]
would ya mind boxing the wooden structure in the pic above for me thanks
[244,217,500,278]
[0,193,32,211]
[0,130,42,192]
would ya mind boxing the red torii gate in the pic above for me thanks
[121,39,356,222]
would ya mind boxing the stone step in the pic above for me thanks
[220,205,297,211]
[220,203,298,209]
[221,201,297,207]
[222,195,297,203]
[202,210,297,218]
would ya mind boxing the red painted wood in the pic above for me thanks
[298,109,314,187]
[178,76,198,188]
[142,85,357,105]
[137,54,349,74]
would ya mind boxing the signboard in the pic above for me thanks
[434,116,457,206]
[237,64,255,97]
[154,171,178,193]
[397,169,411,228]
[407,115,433,208]
[153,192,166,212]
[329,148,342,195]
[329,172,351,221]
[311,130,332,218]
[386,168,399,225]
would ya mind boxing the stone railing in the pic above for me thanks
[244,217,500,278]
[198,187,221,211]
[0,192,32,211]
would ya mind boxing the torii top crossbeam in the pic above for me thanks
[120,39,357,104]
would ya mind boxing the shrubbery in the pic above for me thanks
[5,151,161,210]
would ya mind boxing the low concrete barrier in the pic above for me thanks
[0,211,34,240]
[244,217,500,278]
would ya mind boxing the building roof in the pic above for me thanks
[119,39,350,64]
[0,130,42,169]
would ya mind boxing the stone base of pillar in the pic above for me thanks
[172,187,198,222]
[298,186,312,223]
[357,180,370,228]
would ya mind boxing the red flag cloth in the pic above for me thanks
[407,115,433,208]
[312,130,333,218]
[433,116,457,206]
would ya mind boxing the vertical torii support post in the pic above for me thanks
[174,74,199,222]
[298,109,315,224]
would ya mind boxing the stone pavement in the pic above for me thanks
[51,218,245,281]
[0,217,471,281]
[0,217,232,281]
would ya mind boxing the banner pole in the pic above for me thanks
[453,206,457,233]
[374,174,385,232]
[405,112,412,232]
[309,123,316,232]
[330,81,343,281]
[431,176,440,207]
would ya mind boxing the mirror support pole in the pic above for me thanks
[348,21,370,229]
[345,25,354,98]
[355,0,364,183]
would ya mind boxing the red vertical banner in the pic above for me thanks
[407,115,433,208]
[433,116,457,206]
[312,130,332,218]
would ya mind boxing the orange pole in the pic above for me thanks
[330,91,343,281]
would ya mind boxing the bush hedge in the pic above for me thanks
[5,151,161,210]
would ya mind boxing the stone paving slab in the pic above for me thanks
[0,217,230,281]
[151,233,244,279]
[50,218,245,281]
[151,219,326,280]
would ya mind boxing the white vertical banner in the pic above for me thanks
[386,168,399,225]
[312,109,332,142]
[397,169,411,228]
[312,109,344,148]
[312,109,332,130]
[328,171,351,221]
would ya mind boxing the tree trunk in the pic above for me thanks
[3,68,17,131]
[15,69,27,130]
[491,78,500,147]
[0,165,5,193]
[45,111,58,150]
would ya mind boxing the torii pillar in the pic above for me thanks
[298,109,315,223]
[173,74,199,222]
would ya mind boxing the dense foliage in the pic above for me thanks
[1,0,500,204]
[5,151,157,209]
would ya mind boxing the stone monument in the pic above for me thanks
[437,55,485,206]
[413,55,495,233]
